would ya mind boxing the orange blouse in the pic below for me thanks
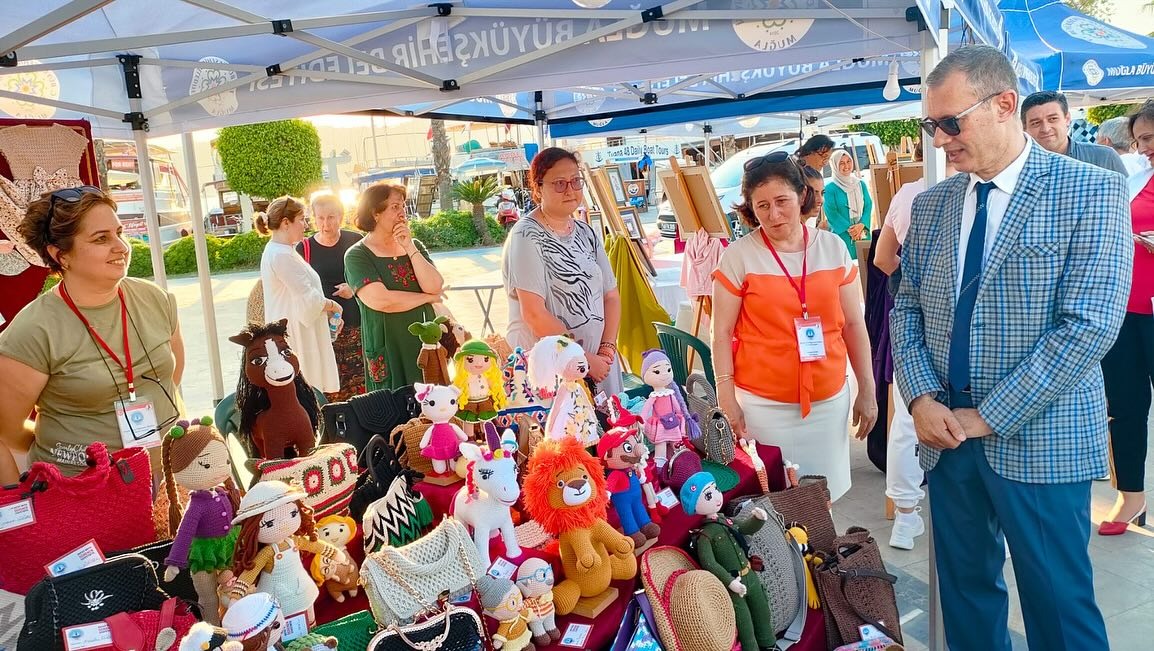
[713,226,857,416]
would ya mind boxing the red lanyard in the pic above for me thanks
[60,284,136,401]
[760,226,810,318]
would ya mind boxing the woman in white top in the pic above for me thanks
[256,196,341,393]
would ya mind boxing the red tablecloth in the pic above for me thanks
[314,443,828,651]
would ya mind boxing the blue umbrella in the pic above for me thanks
[453,158,509,178]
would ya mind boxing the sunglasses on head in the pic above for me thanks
[47,185,102,217]
[743,151,797,172]
[541,177,584,193]
[919,92,1004,138]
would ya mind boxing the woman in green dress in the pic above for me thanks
[344,183,444,391]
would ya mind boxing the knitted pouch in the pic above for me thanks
[252,443,359,518]
[814,527,902,648]
[724,494,807,638]
[660,444,703,492]
[767,475,838,555]
[684,373,735,464]
[0,442,155,595]
[362,472,434,555]
[312,610,378,651]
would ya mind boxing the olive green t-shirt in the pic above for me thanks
[0,277,184,475]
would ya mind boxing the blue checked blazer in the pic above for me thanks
[891,143,1133,483]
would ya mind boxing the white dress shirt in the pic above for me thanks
[956,135,1033,297]
[884,178,926,245]
[1121,152,1150,178]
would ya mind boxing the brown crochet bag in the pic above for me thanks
[767,475,837,554]
[392,416,470,476]
[812,527,902,647]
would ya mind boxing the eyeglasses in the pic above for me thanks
[919,92,1003,138]
[515,566,554,583]
[541,178,584,193]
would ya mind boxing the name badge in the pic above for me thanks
[46,540,105,577]
[0,498,36,532]
[794,317,826,362]
[115,399,161,450]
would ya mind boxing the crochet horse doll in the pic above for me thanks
[230,320,319,460]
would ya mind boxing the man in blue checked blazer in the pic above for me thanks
[892,46,1132,651]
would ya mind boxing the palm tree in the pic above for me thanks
[430,119,453,212]
[452,177,498,246]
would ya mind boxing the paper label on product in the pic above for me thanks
[61,622,112,651]
[450,591,472,605]
[0,499,35,532]
[282,612,309,642]
[46,540,105,577]
[559,623,591,647]
[655,488,678,509]
[115,399,161,450]
[488,557,518,580]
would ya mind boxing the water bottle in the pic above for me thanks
[329,312,341,341]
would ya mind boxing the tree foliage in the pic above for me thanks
[216,120,323,199]
[431,119,453,212]
[1063,0,1113,19]
[1085,104,1139,125]
[452,177,499,246]
[855,118,922,148]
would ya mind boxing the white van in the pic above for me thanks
[657,132,884,240]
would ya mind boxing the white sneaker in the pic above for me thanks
[889,508,925,550]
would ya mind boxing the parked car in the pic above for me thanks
[657,132,884,241]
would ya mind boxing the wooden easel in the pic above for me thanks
[655,157,733,371]
[583,163,656,277]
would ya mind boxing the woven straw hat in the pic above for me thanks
[640,546,736,651]
[231,480,306,525]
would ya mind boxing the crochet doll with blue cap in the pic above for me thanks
[680,471,777,651]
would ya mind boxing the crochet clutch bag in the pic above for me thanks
[724,494,808,638]
[684,373,736,465]
[367,604,483,651]
[252,443,359,518]
[360,518,482,627]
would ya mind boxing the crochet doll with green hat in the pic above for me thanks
[452,338,507,438]
[681,471,777,651]
[162,416,243,625]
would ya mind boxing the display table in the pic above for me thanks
[314,442,827,651]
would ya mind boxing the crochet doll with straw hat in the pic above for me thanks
[452,339,507,438]
[227,481,338,626]
[162,416,243,625]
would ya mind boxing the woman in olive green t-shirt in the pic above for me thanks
[0,187,185,479]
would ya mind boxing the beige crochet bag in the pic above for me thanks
[360,518,482,627]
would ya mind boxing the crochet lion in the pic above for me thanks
[522,438,637,615]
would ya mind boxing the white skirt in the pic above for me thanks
[737,383,852,502]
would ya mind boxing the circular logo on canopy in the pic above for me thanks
[588,118,612,128]
[572,0,612,6]
[738,117,761,128]
[1060,16,1145,50]
[0,60,60,119]
[573,91,606,115]
[733,17,814,52]
[1082,59,1105,87]
[190,56,239,117]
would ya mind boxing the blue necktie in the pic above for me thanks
[948,181,995,394]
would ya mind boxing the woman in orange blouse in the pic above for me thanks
[712,152,876,500]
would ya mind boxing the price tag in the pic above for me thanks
[46,540,105,577]
[655,488,678,509]
[559,623,591,648]
[282,612,309,643]
[61,622,112,651]
[488,557,518,580]
[450,591,472,605]
[0,498,35,532]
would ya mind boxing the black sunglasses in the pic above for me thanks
[47,185,103,218]
[919,92,1003,138]
[743,151,797,172]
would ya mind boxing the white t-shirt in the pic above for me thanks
[883,179,926,245]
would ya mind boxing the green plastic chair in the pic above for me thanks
[213,388,328,486]
[653,322,715,389]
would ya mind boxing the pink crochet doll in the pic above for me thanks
[639,349,694,468]
[228,481,338,626]
[415,382,469,475]
[162,416,243,625]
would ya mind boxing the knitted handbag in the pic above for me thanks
[660,444,703,492]
[251,443,359,518]
[360,518,482,627]
[17,553,171,651]
[362,471,434,555]
[349,433,407,522]
[367,605,484,651]
[312,610,379,651]
[723,494,808,639]
[320,386,421,454]
[767,475,838,555]
[684,373,735,465]
[813,527,902,648]
[103,596,199,651]
[0,442,155,595]
[108,539,199,605]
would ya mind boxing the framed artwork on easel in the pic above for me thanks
[605,166,628,206]
[584,164,656,277]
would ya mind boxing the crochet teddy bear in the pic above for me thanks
[479,575,536,651]
[408,316,451,385]
[516,557,562,646]
[522,438,637,615]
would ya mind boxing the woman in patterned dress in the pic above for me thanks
[344,183,444,391]
[501,147,623,395]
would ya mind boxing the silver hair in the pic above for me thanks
[926,45,1018,100]
[1097,116,1133,151]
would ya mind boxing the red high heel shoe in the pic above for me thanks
[1098,506,1147,536]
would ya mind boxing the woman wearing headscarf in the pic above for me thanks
[823,149,873,260]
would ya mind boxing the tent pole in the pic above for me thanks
[921,10,948,651]
[534,90,547,148]
[133,129,166,289]
[182,132,225,405]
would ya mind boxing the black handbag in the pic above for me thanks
[108,539,198,605]
[367,605,484,651]
[349,433,421,522]
[320,386,421,455]
[18,553,172,651]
